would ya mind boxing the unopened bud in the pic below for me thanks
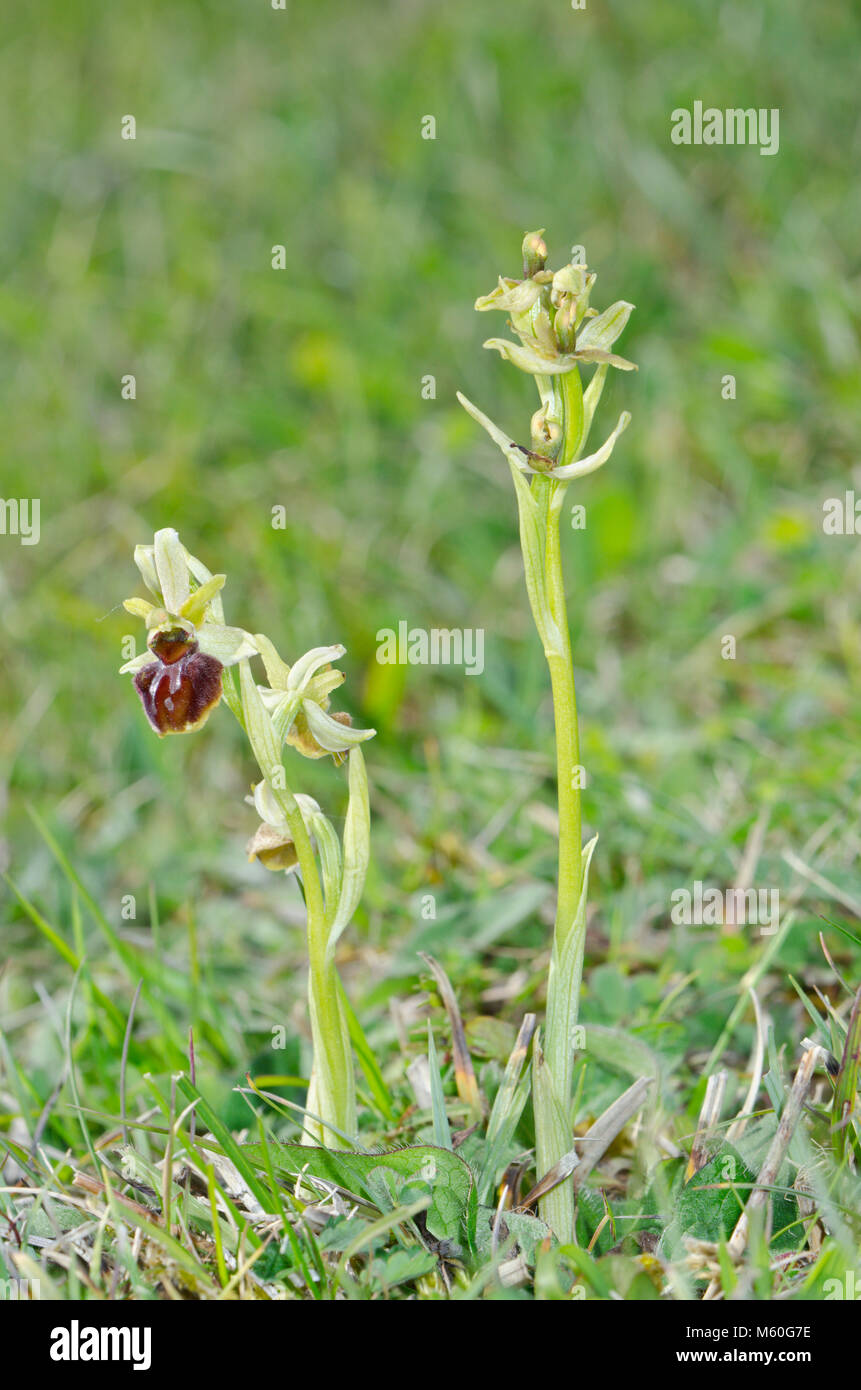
[530,408,563,463]
[554,297,578,353]
[551,263,588,306]
[522,229,548,278]
[247,822,299,872]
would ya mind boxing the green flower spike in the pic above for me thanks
[458,233,636,1243]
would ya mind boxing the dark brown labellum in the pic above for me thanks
[134,644,223,736]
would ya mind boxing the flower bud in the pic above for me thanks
[551,264,588,307]
[553,297,578,353]
[530,408,563,464]
[522,229,548,278]
[246,822,299,872]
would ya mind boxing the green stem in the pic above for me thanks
[545,481,582,938]
[283,801,356,1148]
[236,661,355,1147]
[532,370,586,1240]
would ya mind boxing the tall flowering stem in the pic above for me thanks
[120,529,374,1149]
[458,232,636,1238]
[238,661,358,1145]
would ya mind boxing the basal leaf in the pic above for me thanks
[239,1140,477,1252]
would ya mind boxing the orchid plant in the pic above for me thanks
[119,230,633,1233]
[120,527,374,1148]
[458,232,636,1240]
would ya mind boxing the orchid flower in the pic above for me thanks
[120,527,256,735]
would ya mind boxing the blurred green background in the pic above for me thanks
[1,0,858,1102]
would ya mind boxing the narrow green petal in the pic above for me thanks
[483,337,577,376]
[456,392,530,472]
[183,548,226,624]
[119,653,152,674]
[134,545,160,598]
[572,346,637,370]
[180,574,226,627]
[303,700,375,751]
[253,632,292,690]
[551,412,631,481]
[475,277,543,315]
[122,597,157,620]
[575,300,635,352]
[288,644,346,692]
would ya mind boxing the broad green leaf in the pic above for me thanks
[474,1207,553,1264]
[662,1145,801,1260]
[370,1246,438,1289]
[580,1023,663,1087]
[239,1139,477,1251]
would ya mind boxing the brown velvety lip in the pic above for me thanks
[134,650,223,736]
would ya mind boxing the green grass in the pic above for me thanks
[1,0,859,1300]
